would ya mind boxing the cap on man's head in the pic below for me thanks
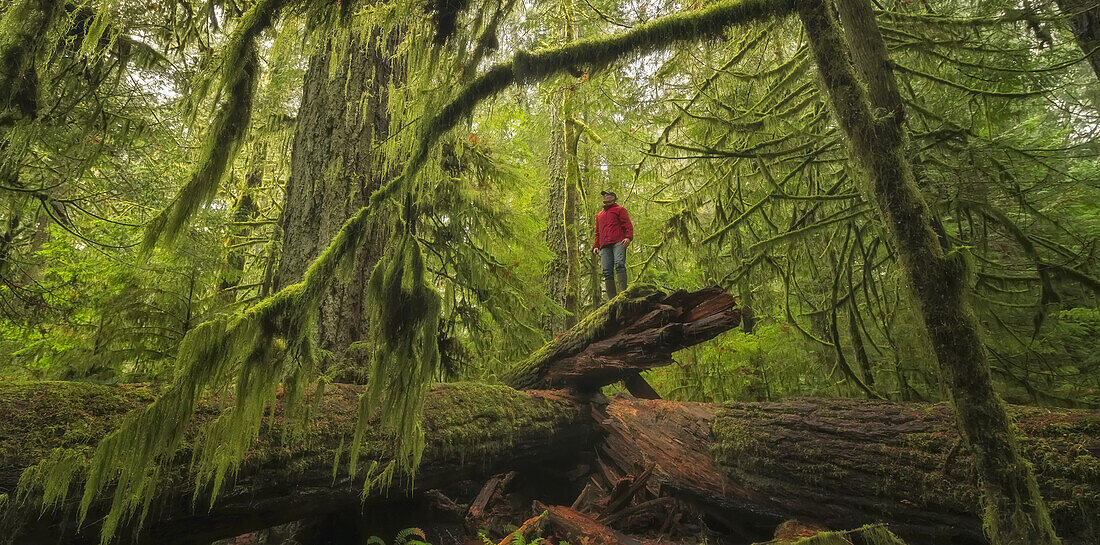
[600,190,617,197]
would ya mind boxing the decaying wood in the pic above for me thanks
[495,511,546,545]
[570,481,602,512]
[595,395,1099,544]
[598,463,654,518]
[467,471,516,527]
[537,503,642,545]
[599,497,677,531]
[0,382,592,545]
[503,285,741,391]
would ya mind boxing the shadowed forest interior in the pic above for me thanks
[0,0,1097,544]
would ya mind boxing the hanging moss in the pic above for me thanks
[351,228,442,484]
[142,0,292,252]
[3,380,585,540]
[0,0,62,125]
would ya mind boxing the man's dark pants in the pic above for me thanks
[599,241,627,300]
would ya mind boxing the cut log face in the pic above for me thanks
[594,395,1100,544]
[504,285,741,391]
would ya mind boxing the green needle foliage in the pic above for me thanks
[4,0,1100,543]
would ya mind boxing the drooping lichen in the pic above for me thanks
[351,229,442,485]
[142,0,293,251]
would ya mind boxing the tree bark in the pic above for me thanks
[273,27,400,381]
[594,395,1098,545]
[545,7,584,335]
[1055,0,1100,84]
[1,382,591,545]
[545,99,571,336]
[801,0,1062,542]
[502,285,741,391]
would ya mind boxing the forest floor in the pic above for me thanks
[213,468,899,545]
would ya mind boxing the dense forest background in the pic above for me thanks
[3,0,1099,406]
[1,0,1100,542]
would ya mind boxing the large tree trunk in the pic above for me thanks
[545,7,584,335]
[1,382,591,545]
[594,395,1098,545]
[273,25,399,381]
[1055,0,1100,84]
[544,99,574,336]
[799,0,1061,542]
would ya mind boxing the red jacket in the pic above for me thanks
[594,203,634,249]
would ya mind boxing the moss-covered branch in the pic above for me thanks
[401,0,797,184]
[142,0,293,251]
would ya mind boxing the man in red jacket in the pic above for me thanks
[592,190,634,301]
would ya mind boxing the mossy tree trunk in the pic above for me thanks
[581,127,602,310]
[274,28,400,382]
[799,0,1061,542]
[545,99,572,336]
[4,370,1095,544]
[1055,0,1100,85]
[563,88,583,330]
[545,3,584,336]
[0,0,61,126]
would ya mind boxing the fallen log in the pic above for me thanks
[4,381,1097,545]
[0,381,592,545]
[595,395,1099,545]
[503,285,740,391]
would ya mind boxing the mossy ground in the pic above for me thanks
[786,524,907,545]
